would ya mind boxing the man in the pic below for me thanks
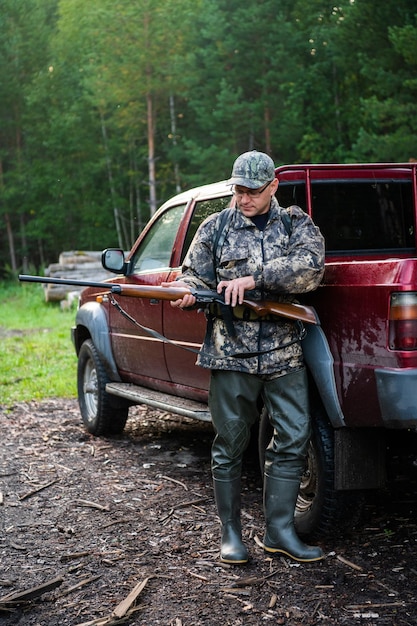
[169,151,325,564]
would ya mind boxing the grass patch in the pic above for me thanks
[0,281,77,408]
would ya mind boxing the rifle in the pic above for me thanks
[18,274,319,325]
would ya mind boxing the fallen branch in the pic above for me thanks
[102,517,135,529]
[9,541,27,551]
[345,601,405,610]
[172,496,207,511]
[230,576,262,587]
[73,499,110,511]
[73,615,130,626]
[336,554,363,572]
[187,571,210,582]
[60,550,92,561]
[221,587,251,596]
[159,497,207,523]
[113,578,149,618]
[375,579,399,596]
[230,569,281,588]
[159,475,188,491]
[59,575,102,597]
[0,576,63,607]
[19,479,59,501]
[0,580,13,588]
[74,578,151,626]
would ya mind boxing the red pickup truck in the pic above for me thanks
[72,162,417,538]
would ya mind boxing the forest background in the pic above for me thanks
[1,0,416,276]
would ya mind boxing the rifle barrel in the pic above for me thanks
[18,274,196,300]
[19,275,119,289]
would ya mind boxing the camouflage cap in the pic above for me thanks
[227,151,275,189]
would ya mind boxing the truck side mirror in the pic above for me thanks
[102,248,126,274]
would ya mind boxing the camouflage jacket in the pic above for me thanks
[180,197,325,375]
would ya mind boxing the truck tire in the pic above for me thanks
[258,406,363,539]
[77,339,128,436]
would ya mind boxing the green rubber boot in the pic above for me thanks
[213,477,248,564]
[263,474,324,562]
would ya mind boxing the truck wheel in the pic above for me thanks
[258,406,363,539]
[77,339,128,436]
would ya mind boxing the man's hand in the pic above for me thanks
[161,281,196,308]
[217,276,256,307]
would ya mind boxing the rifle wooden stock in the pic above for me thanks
[18,274,318,325]
[240,299,319,325]
[113,284,193,301]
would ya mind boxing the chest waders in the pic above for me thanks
[209,208,324,564]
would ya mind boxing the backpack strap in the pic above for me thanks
[212,207,235,271]
[281,208,293,238]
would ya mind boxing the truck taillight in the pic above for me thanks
[389,292,417,350]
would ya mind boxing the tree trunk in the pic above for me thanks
[0,159,17,273]
[100,112,124,249]
[169,94,181,193]
[147,92,157,216]
[264,105,272,156]
[20,214,28,272]
[5,213,17,273]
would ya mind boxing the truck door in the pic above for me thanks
[108,203,187,384]
[163,194,231,391]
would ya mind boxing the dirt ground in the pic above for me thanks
[1,399,416,626]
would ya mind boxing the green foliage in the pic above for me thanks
[0,0,416,274]
[0,282,77,407]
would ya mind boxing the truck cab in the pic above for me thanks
[72,162,417,538]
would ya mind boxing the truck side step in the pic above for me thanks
[106,382,212,423]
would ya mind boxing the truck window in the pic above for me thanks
[311,180,415,253]
[180,195,231,263]
[276,182,307,212]
[132,203,187,272]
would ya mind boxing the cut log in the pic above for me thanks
[43,250,116,302]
